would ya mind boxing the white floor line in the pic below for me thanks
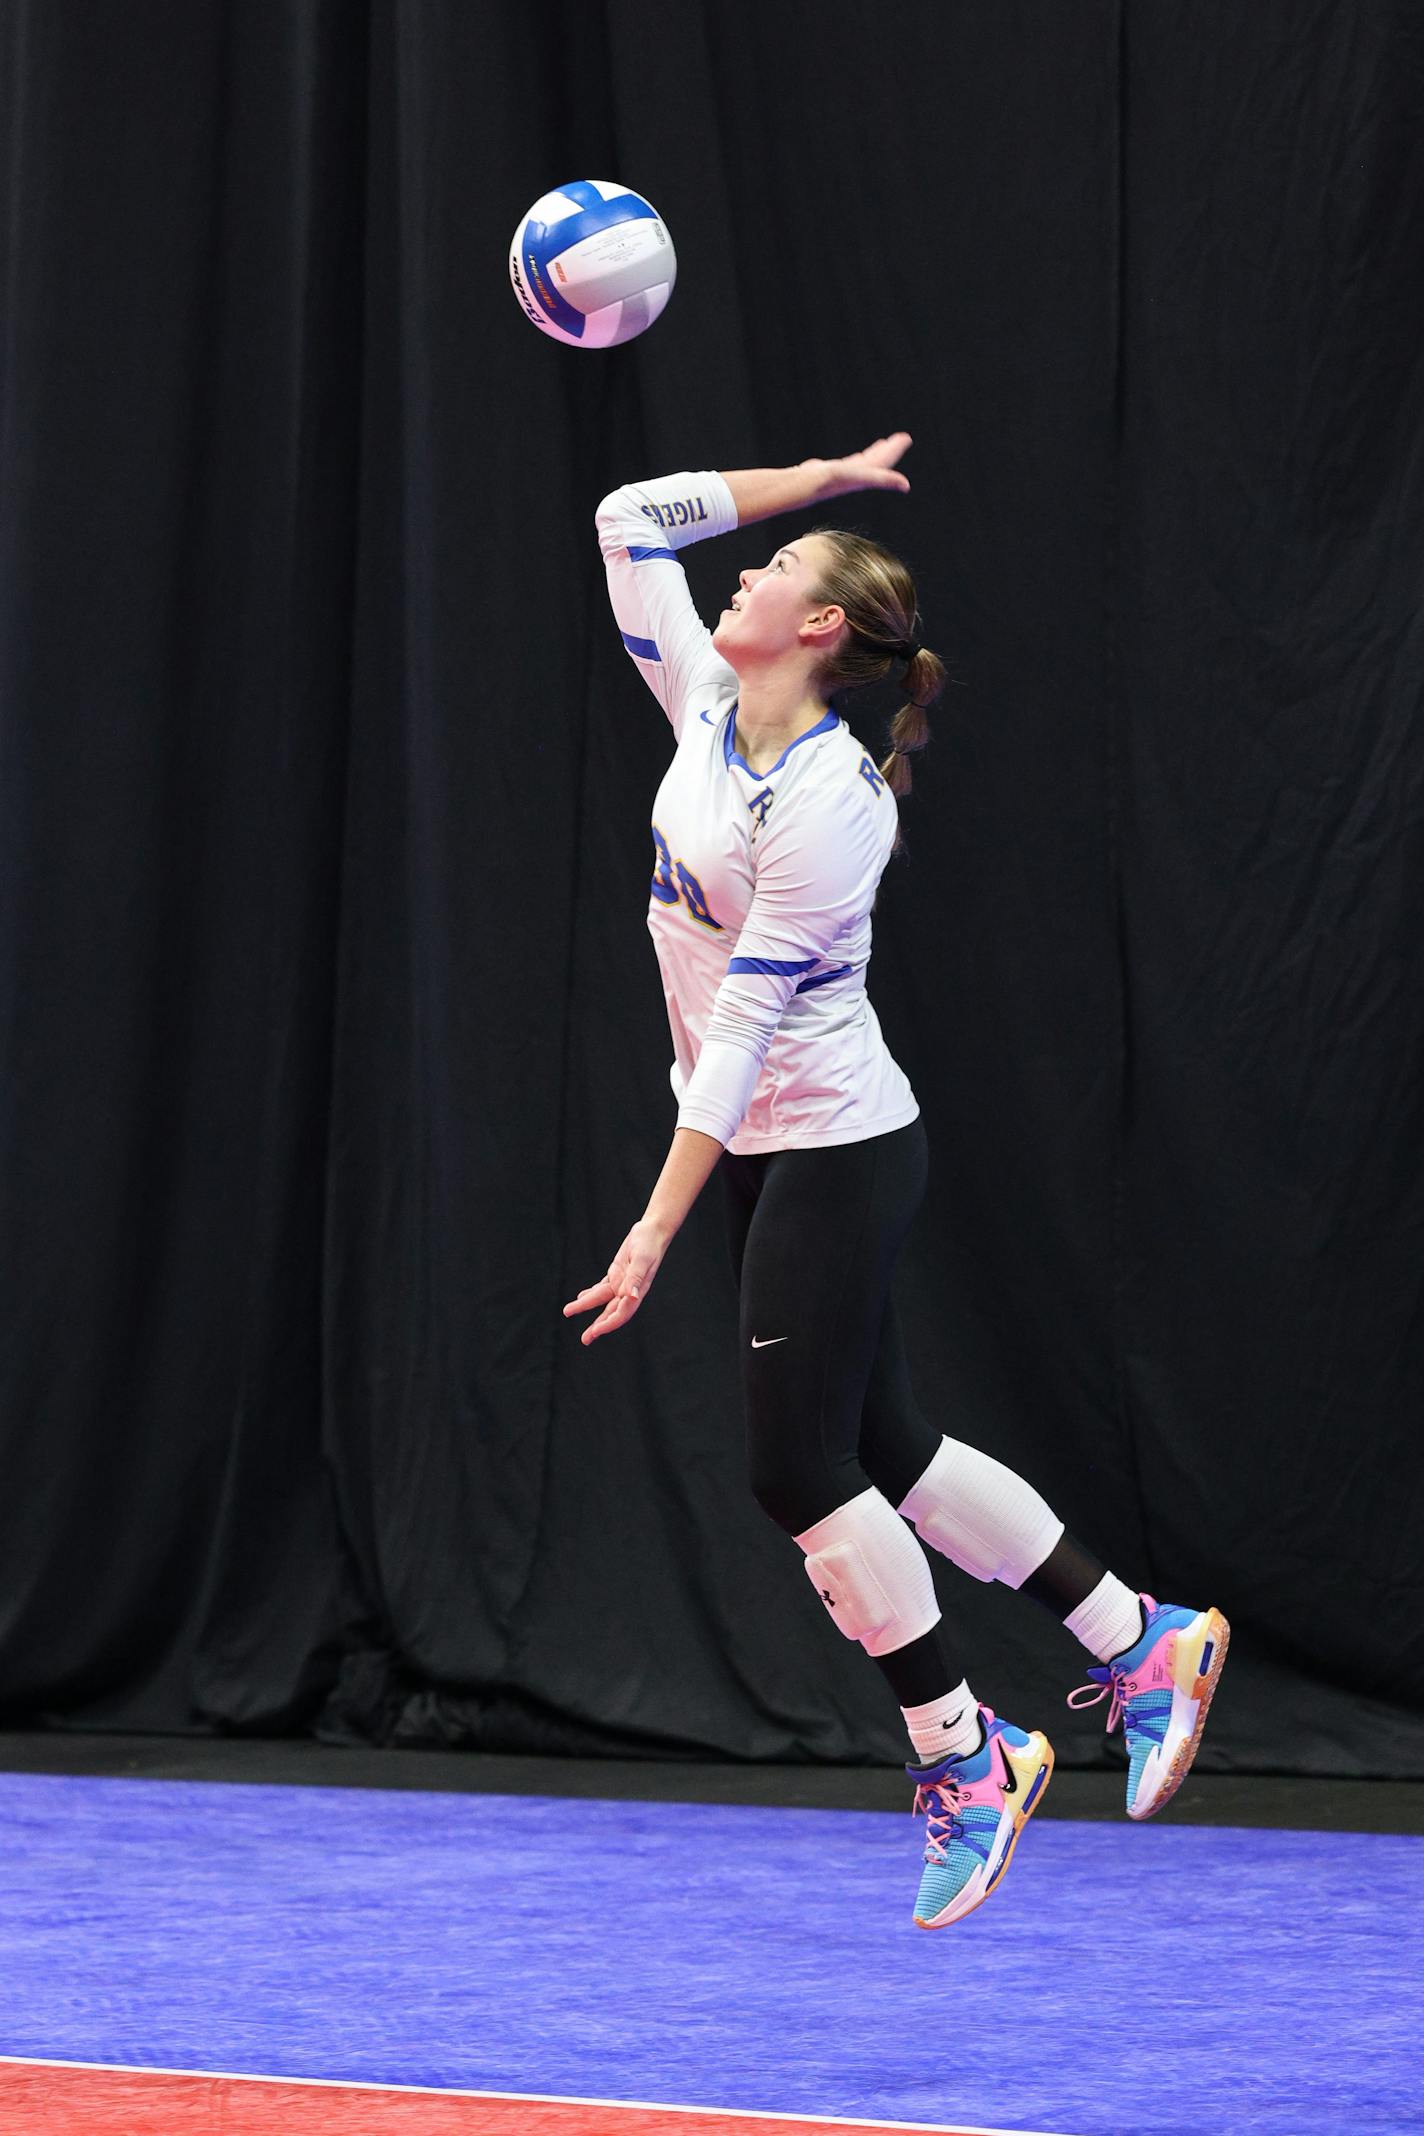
[0,2055,1073,2135]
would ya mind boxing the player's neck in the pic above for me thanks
[732,671,830,775]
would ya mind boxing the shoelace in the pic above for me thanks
[1067,1665,1168,1755]
[1067,1664,1131,1737]
[913,1779,963,1861]
[912,1778,995,1868]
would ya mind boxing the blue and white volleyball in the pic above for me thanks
[509,180,676,348]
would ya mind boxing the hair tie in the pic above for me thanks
[901,639,922,661]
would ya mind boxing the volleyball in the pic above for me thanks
[508,179,676,348]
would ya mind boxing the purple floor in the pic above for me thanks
[0,1771,1419,2135]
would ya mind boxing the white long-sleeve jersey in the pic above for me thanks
[596,469,919,1154]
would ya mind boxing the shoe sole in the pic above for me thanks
[1130,1607,1231,1821]
[915,1736,1055,1929]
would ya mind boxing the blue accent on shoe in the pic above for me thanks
[1200,1639,1215,1675]
[905,1709,1053,1923]
[1073,1603,1209,1816]
[984,1829,1015,1891]
[1022,1763,1050,1815]
[906,1721,991,1788]
[913,1804,1002,1918]
[1125,1690,1175,1806]
[1111,1599,1197,1672]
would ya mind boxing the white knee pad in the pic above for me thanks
[898,1435,1064,1589]
[794,1486,941,1657]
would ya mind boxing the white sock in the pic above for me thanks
[902,1680,982,1766]
[1064,1572,1144,1663]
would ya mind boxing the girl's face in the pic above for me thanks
[711,533,841,669]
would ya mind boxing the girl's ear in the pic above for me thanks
[800,604,845,646]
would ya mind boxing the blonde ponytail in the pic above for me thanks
[878,646,945,796]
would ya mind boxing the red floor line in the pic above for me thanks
[0,2060,1072,2136]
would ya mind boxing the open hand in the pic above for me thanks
[818,432,912,501]
[563,1218,670,1346]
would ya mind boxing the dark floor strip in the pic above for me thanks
[1,1731,1421,1833]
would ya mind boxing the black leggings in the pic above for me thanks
[722,1116,1107,1709]
[720,1118,941,1538]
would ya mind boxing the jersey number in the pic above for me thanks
[650,825,723,931]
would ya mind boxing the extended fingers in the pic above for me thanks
[563,1277,615,1317]
[861,431,912,474]
[580,1288,642,1345]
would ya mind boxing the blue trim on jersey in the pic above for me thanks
[724,706,840,780]
[523,182,657,339]
[626,544,677,562]
[620,628,661,662]
[795,963,854,994]
[728,955,817,977]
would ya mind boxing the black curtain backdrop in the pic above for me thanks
[1,0,1421,1774]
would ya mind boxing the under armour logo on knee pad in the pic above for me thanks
[796,1502,939,1652]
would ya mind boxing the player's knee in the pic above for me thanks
[794,1487,940,1656]
[800,1538,900,1647]
[898,1434,1064,1588]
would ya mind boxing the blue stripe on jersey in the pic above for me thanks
[626,544,677,562]
[795,963,853,994]
[724,706,840,779]
[728,955,817,977]
[620,628,661,662]
[523,183,657,339]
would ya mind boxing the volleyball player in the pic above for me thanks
[564,434,1229,1928]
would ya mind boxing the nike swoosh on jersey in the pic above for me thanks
[750,1336,788,1349]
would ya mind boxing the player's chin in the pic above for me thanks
[710,616,743,665]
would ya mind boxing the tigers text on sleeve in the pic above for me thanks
[595,471,739,740]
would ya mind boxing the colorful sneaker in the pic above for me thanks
[1067,1595,1230,1821]
[907,1707,1054,1929]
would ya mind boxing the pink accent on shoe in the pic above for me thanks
[912,1713,1030,1836]
[1066,1596,1179,1735]
[911,1705,1055,1929]
[911,1710,1012,1850]
[1066,1598,1232,1820]
[958,1709,1018,1812]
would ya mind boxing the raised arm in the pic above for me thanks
[595,434,913,739]
[718,431,913,526]
[596,471,739,738]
